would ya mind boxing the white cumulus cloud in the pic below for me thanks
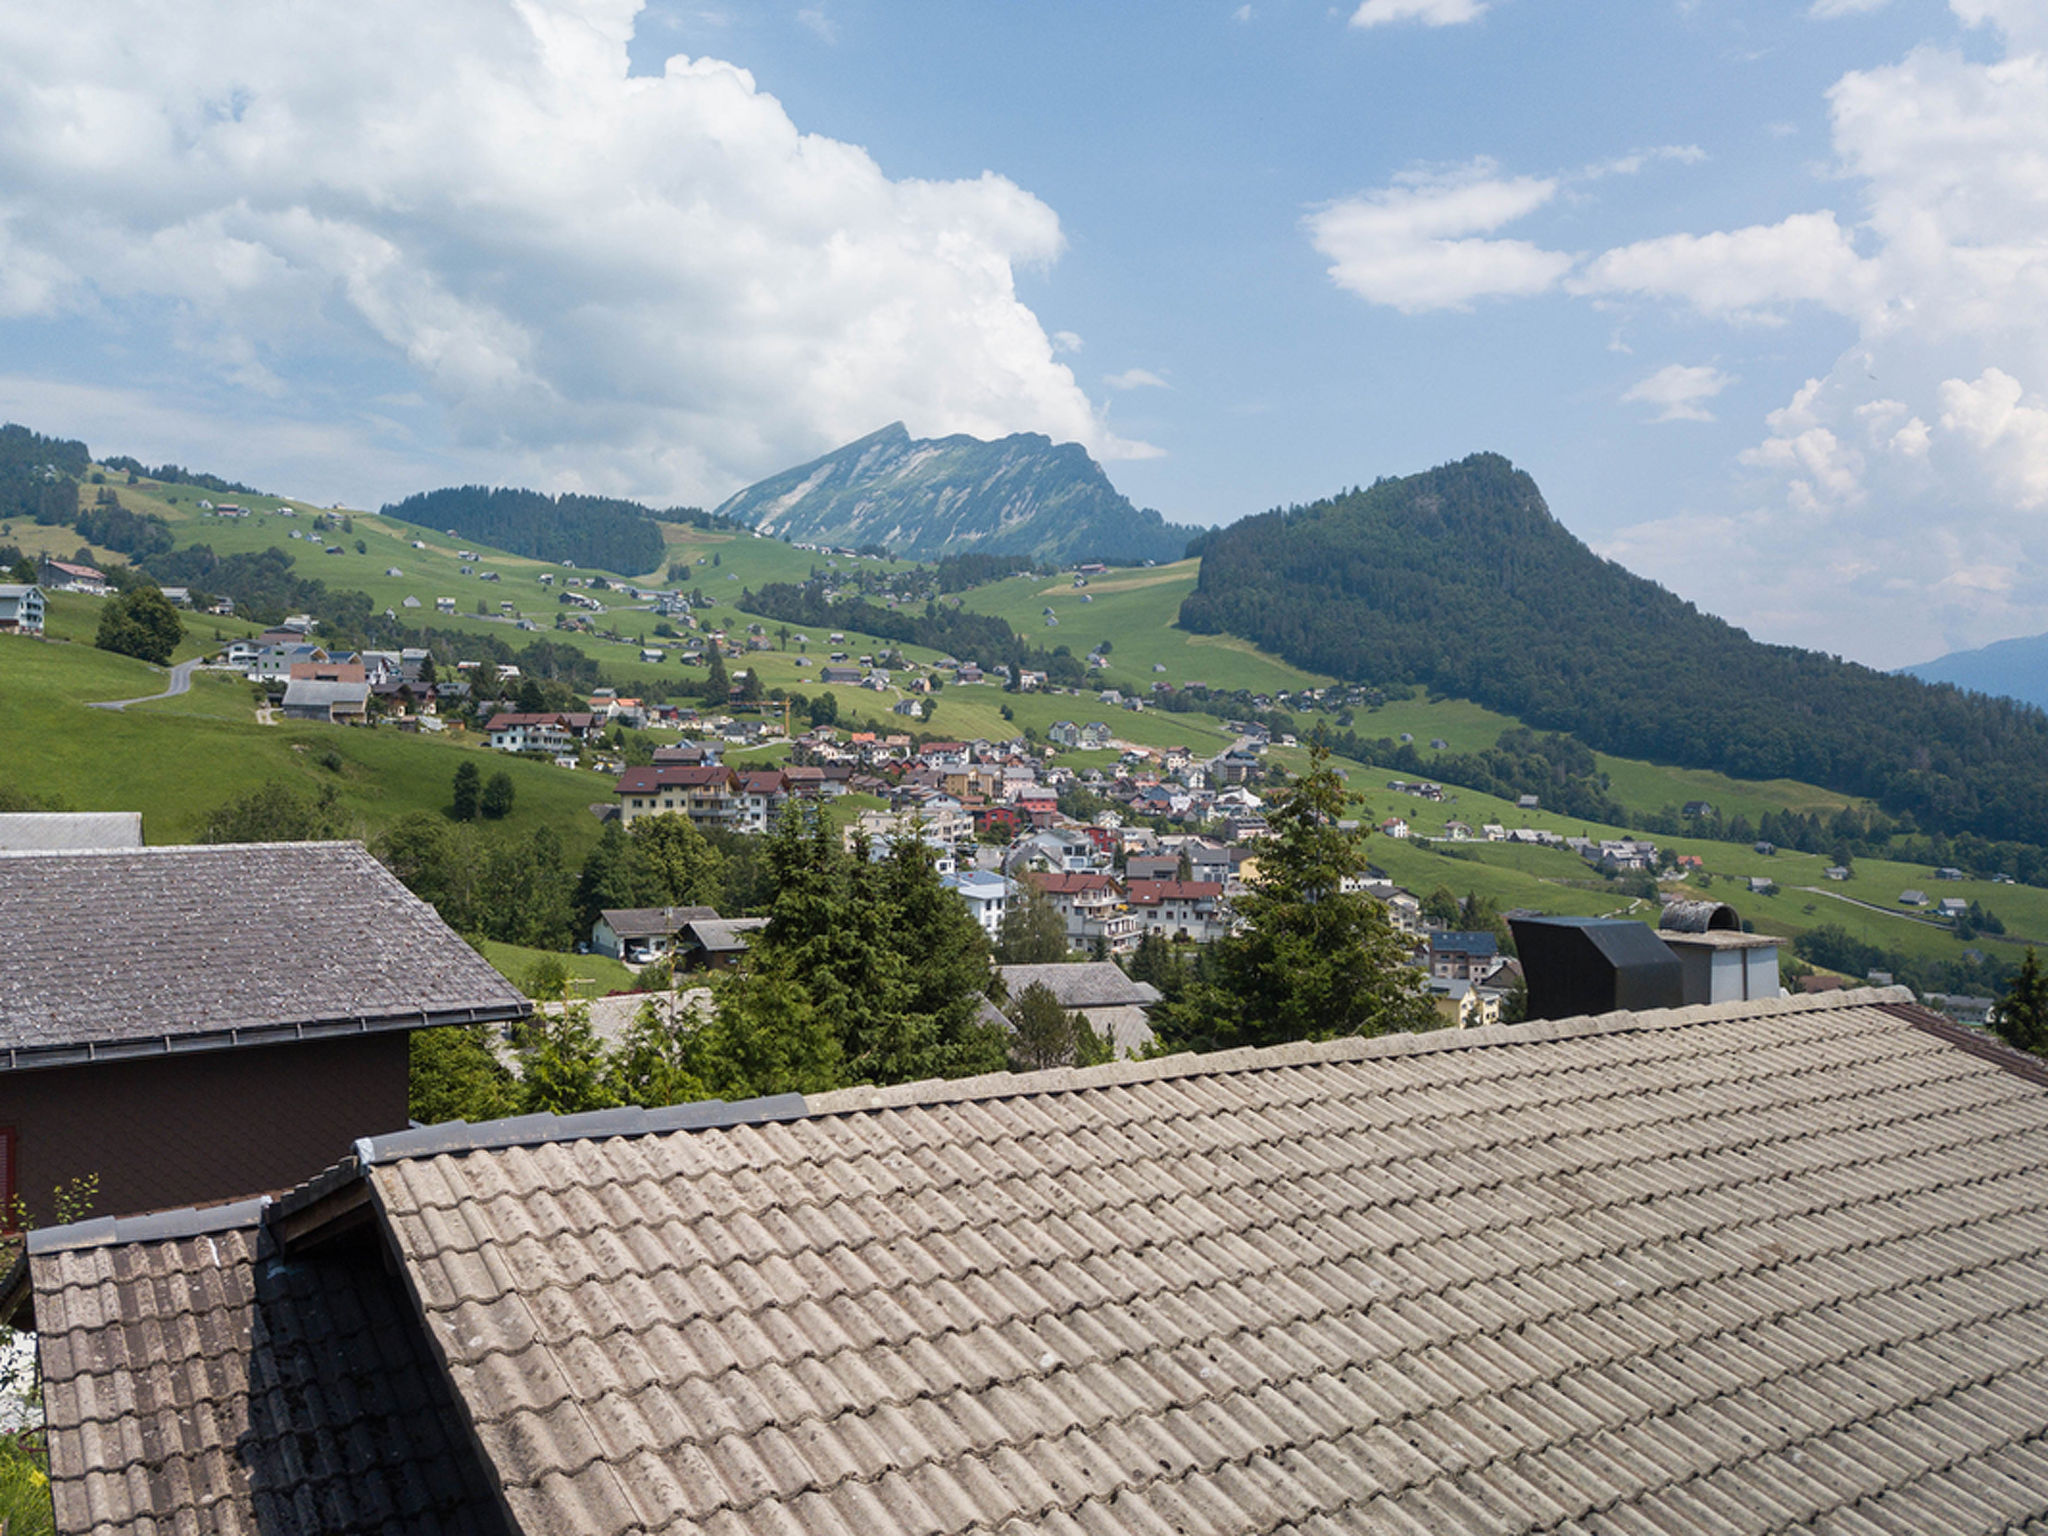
[1349,0,1488,27]
[1305,162,1573,313]
[1105,368,1170,391]
[1571,212,1875,321]
[1623,364,1736,421]
[0,0,1146,507]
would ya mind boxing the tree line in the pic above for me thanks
[379,485,672,576]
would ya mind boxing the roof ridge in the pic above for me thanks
[802,986,1918,1115]
[0,838,367,860]
[25,1194,272,1256]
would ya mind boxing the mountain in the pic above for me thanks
[1181,452,2048,853]
[714,422,1198,565]
[1900,633,2048,712]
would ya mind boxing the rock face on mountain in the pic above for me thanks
[715,423,1196,565]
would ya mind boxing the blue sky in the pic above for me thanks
[1,0,2043,667]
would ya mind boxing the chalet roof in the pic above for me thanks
[1429,929,1500,956]
[1023,869,1118,895]
[996,960,1163,1009]
[680,916,768,954]
[0,841,528,1069]
[598,905,719,939]
[20,989,2048,1536]
[0,811,143,851]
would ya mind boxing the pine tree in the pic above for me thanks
[1996,947,2047,1055]
[480,769,516,819]
[1155,742,1434,1053]
[515,1005,619,1114]
[996,879,1069,963]
[451,760,481,821]
[409,1025,517,1124]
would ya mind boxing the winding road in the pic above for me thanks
[90,656,202,711]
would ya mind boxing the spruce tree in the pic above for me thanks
[451,760,481,821]
[1996,948,2047,1055]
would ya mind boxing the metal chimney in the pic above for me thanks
[1507,916,1683,1020]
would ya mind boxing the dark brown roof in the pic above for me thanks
[25,1200,510,1536]
[0,842,528,1069]
[21,989,2048,1536]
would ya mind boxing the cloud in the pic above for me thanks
[1051,331,1084,354]
[1940,369,2048,508]
[1810,0,1890,17]
[1105,368,1169,391]
[0,0,1151,508]
[1305,161,1573,313]
[795,7,836,44]
[1623,363,1736,421]
[1571,212,1875,321]
[1580,145,1707,180]
[1349,0,1487,27]
[1233,4,1255,20]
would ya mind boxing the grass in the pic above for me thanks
[0,637,616,850]
[470,939,638,997]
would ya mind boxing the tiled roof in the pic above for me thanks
[0,841,529,1067]
[599,906,720,939]
[20,988,2048,1536]
[24,1201,511,1536]
[334,987,2048,1536]
[1124,878,1225,905]
[997,961,1162,1009]
[616,766,738,793]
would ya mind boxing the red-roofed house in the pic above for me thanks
[1025,870,1139,954]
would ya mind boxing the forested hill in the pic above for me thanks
[715,422,1198,565]
[1181,452,2048,850]
[379,485,697,575]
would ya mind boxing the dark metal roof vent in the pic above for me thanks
[1659,900,1740,933]
[1508,916,1683,1021]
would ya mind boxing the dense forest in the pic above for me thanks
[0,422,88,524]
[739,580,1053,674]
[1183,453,2048,854]
[380,485,674,575]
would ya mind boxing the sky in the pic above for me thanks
[1,0,2044,670]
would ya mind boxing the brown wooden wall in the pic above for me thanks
[0,1031,411,1226]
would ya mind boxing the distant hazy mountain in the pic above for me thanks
[715,422,1199,565]
[1900,633,2048,712]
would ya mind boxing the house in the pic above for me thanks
[1939,896,1971,919]
[1022,869,1139,953]
[0,841,526,1225]
[673,915,768,971]
[21,989,2048,1536]
[1682,799,1716,817]
[36,557,107,595]
[940,869,1019,937]
[1380,816,1410,838]
[1429,929,1500,980]
[613,764,742,830]
[995,960,1159,1055]
[589,905,718,961]
[1124,877,1230,943]
[820,664,862,686]
[733,769,790,834]
[1825,865,1850,880]
[0,582,45,635]
[486,711,596,754]
[279,677,370,724]
[1900,888,1929,906]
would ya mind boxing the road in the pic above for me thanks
[90,656,202,711]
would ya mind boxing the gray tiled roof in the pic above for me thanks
[0,841,528,1067]
[600,906,720,939]
[23,987,2048,1536]
[997,960,1162,1009]
[361,987,2048,1536]
[26,1203,511,1536]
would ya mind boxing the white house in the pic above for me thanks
[0,583,45,635]
[941,870,1020,939]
